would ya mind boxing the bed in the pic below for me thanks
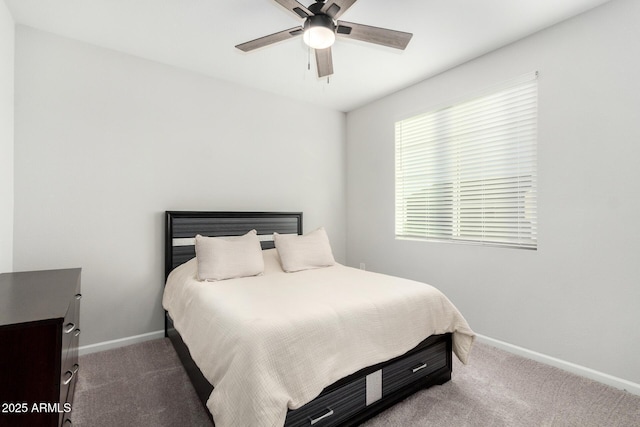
[163,211,474,427]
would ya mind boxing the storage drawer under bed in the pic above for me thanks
[382,341,448,397]
[282,336,449,426]
[284,378,366,427]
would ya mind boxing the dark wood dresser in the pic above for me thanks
[0,268,81,427]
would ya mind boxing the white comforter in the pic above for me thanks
[163,249,475,427]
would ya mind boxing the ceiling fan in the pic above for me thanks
[235,0,413,78]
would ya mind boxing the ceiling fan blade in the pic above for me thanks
[320,0,358,19]
[315,47,334,78]
[336,21,413,50]
[235,27,303,52]
[273,0,313,19]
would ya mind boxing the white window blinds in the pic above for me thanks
[395,72,538,249]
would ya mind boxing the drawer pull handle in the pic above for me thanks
[64,419,73,425]
[75,294,82,300]
[310,408,334,425]
[64,323,76,334]
[63,369,75,385]
[72,364,80,375]
[412,363,428,373]
[74,328,81,337]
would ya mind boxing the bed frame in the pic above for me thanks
[164,211,452,426]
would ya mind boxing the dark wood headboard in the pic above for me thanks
[164,211,303,279]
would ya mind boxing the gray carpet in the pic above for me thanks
[72,339,640,426]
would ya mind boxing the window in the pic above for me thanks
[395,72,538,249]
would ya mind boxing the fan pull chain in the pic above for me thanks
[307,44,311,71]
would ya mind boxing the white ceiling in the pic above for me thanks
[5,0,612,112]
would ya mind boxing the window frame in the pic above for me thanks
[394,72,538,250]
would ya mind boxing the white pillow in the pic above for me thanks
[274,227,335,272]
[195,230,264,281]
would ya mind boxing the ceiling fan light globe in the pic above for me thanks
[303,26,335,49]
[302,14,336,49]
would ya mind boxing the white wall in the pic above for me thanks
[0,1,14,273]
[347,0,640,385]
[13,26,346,347]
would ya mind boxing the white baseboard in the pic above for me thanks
[78,330,165,356]
[475,334,640,396]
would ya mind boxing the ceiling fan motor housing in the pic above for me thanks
[304,14,336,34]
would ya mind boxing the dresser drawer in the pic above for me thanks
[61,290,81,358]
[382,341,447,396]
[285,377,366,427]
[58,362,78,426]
[59,346,79,403]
